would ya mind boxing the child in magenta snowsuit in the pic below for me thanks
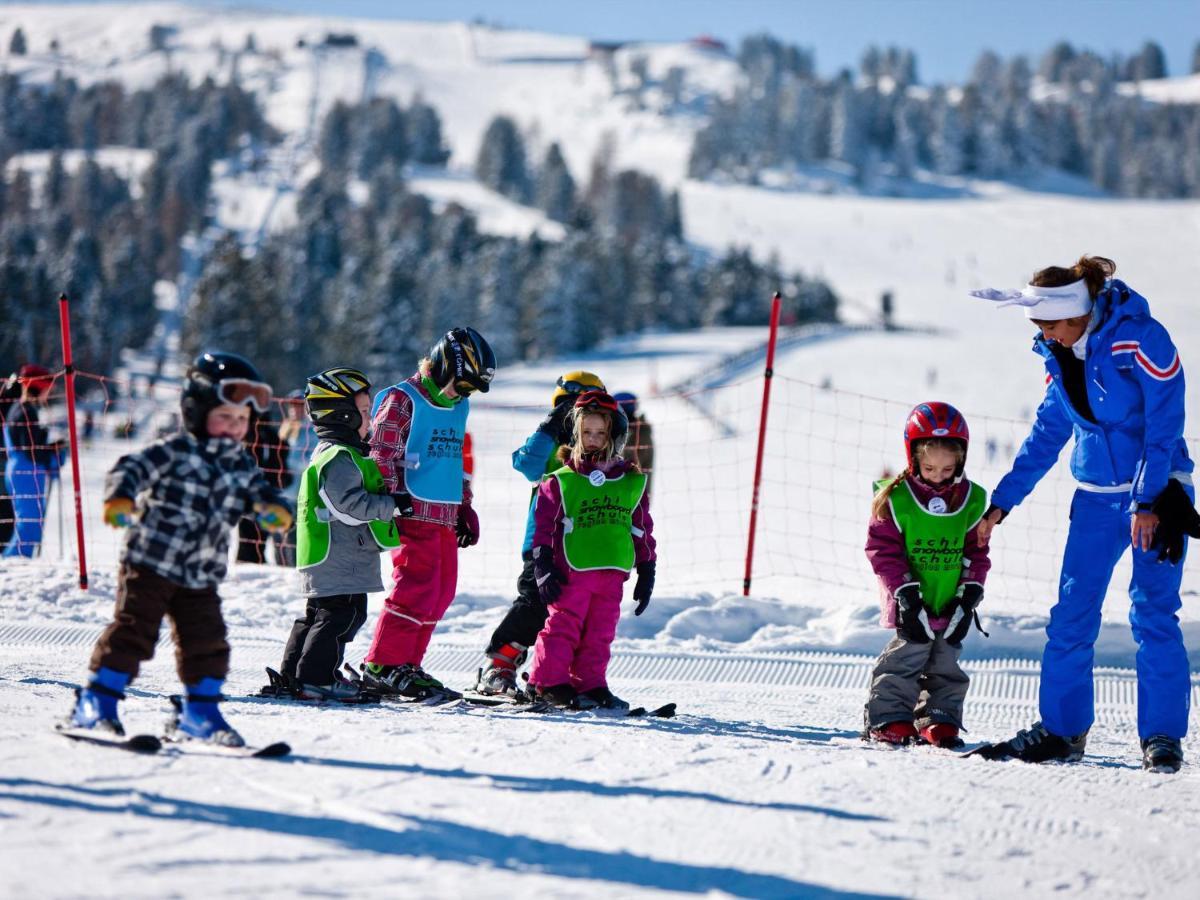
[360,328,495,699]
[527,391,656,710]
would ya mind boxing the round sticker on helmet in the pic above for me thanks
[928,497,948,513]
[588,470,607,487]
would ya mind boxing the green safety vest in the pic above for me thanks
[297,444,400,569]
[554,465,648,572]
[876,478,987,615]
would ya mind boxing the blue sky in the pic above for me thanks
[198,0,1198,83]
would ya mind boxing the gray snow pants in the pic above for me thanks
[864,632,969,730]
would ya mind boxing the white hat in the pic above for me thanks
[969,277,1093,320]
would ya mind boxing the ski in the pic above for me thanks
[459,690,526,708]
[57,725,162,754]
[161,736,291,759]
[254,668,382,705]
[519,700,677,719]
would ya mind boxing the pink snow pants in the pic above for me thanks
[528,569,628,693]
[365,520,458,666]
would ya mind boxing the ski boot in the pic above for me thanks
[1141,735,1184,774]
[575,686,630,711]
[475,659,521,697]
[297,679,364,702]
[919,723,965,749]
[170,678,244,747]
[867,721,919,746]
[535,683,578,708]
[972,721,1087,763]
[68,667,130,735]
[362,663,451,699]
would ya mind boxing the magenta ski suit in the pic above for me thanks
[527,456,655,693]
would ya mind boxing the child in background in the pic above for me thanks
[360,327,495,698]
[527,391,656,709]
[863,402,990,748]
[275,367,414,700]
[69,352,292,746]
[475,370,607,697]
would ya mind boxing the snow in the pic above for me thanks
[3,4,1200,896]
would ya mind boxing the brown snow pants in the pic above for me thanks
[89,563,230,684]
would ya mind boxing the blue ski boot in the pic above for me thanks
[69,667,130,735]
[172,678,244,747]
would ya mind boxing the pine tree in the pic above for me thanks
[475,115,530,201]
[9,28,27,56]
[534,142,575,223]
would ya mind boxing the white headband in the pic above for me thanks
[969,277,1093,320]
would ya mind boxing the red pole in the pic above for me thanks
[743,292,782,597]
[58,293,89,590]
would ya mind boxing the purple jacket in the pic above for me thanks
[865,474,991,629]
[533,455,656,575]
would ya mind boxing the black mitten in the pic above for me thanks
[894,583,933,644]
[532,545,565,605]
[632,561,655,616]
[946,582,984,647]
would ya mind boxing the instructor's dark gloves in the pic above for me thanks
[1150,479,1200,564]
[633,561,655,616]
[537,400,574,445]
[392,492,414,518]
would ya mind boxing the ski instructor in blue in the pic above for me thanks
[971,255,1198,773]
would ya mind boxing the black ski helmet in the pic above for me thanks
[428,327,496,395]
[180,351,273,438]
[304,366,371,431]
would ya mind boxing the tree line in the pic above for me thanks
[689,35,1200,198]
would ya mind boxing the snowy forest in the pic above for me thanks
[689,36,1200,198]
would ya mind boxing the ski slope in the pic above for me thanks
[3,4,1200,897]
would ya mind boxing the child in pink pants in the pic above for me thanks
[527,391,656,710]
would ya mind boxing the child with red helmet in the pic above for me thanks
[863,402,991,747]
[526,390,656,709]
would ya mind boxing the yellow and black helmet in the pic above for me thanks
[551,370,605,406]
[304,366,371,430]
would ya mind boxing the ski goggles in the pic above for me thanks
[217,378,274,413]
[556,378,597,396]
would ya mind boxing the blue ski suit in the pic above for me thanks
[3,401,64,557]
[991,279,1193,740]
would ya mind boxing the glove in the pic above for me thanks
[894,582,934,644]
[392,492,414,518]
[456,503,480,548]
[946,582,984,647]
[1150,479,1200,564]
[103,497,135,529]
[532,544,565,605]
[255,502,294,534]
[536,400,573,445]
[632,560,655,616]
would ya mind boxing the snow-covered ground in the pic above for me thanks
[4,4,1200,897]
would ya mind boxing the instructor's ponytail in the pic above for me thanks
[1031,254,1116,299]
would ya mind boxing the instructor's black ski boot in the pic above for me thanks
[971,721,1086,763]
[1141,735,1184,773]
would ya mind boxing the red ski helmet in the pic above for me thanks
[904,401,969,474]
[17,363,54,394]
[570,390,629,456]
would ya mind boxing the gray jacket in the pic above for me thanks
[298,441,398,598]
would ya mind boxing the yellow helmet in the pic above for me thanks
[551,370,605,406]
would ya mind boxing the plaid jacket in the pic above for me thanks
[106,432,289,589]
[369,374,470,527]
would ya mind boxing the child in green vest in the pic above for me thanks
[275,367,413,701]
[863,402,991,747]
[526,391,656,709]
